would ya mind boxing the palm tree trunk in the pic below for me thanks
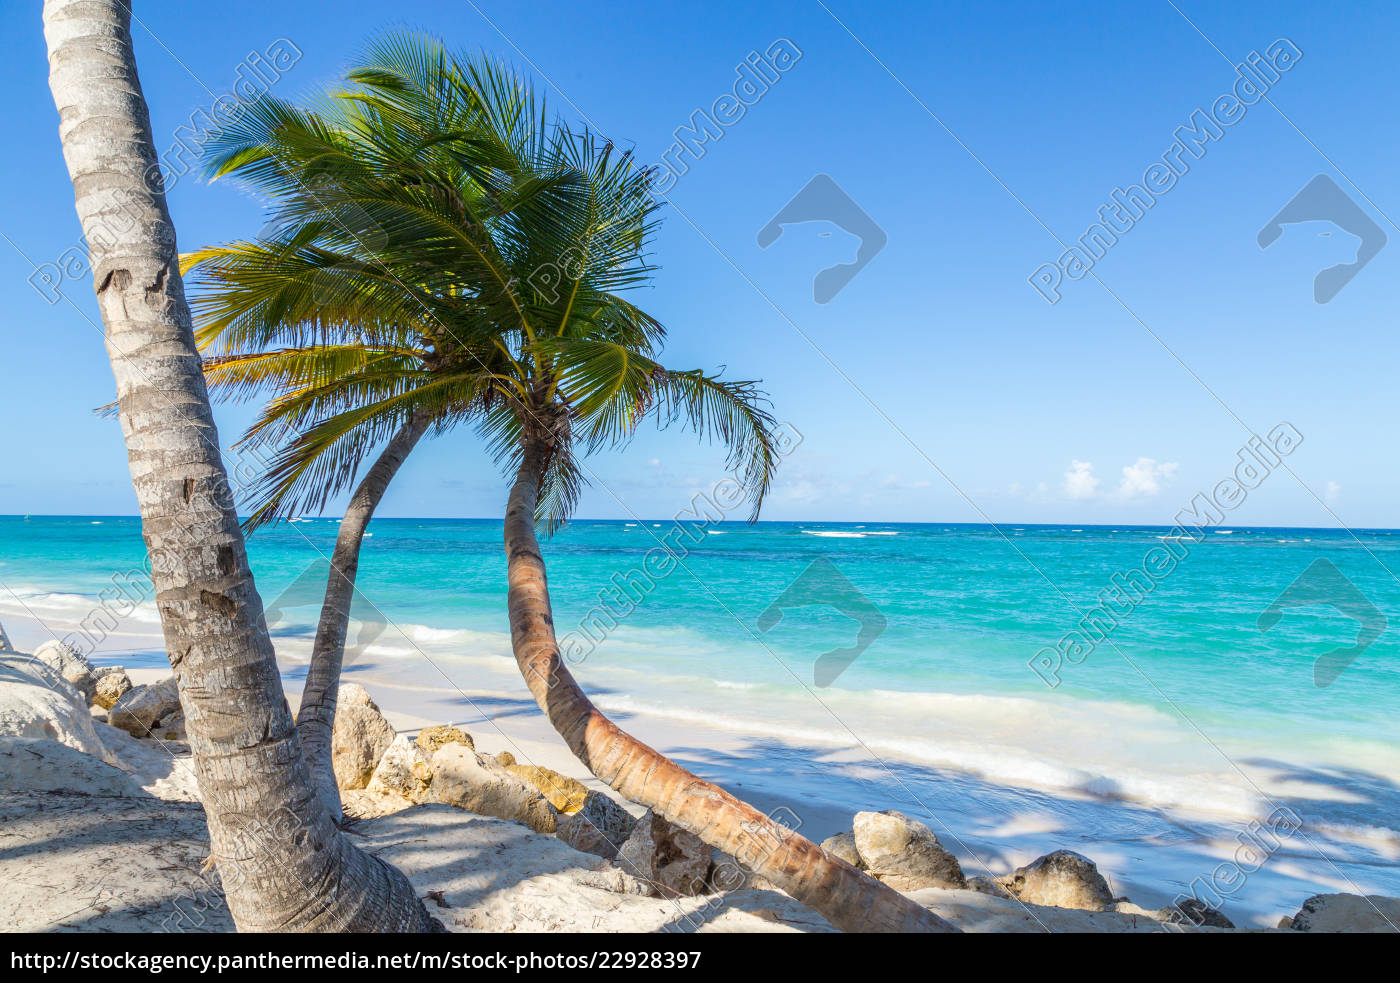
[297,411,430,819]
[505,439,956,933]
[44,0,438,932]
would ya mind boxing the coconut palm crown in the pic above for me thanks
[186,34,779,533]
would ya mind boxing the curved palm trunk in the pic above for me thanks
[297,412,430,819]
[45,0,438,932]
[505,440,955,933]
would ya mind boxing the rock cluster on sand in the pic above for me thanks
[19,640,155,734]
[335,702,645,861]
[108,676,181,737]
[331,683,397,789]
[555,790,637,861]
[995,850,1114,912]
[0,654,114,760]
[430,744,558,834]
[823,811,1239,925]
[616,811,711,897]
[849,810,967,891]
[322,697,688,879]
[0,656,198,800]
[1281,893,1400,932]
[330,698,561,836]
[33,640,97,705]
[416,724,473,754]
[92,667,132,709]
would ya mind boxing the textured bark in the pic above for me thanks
[505,439,957,933]
[44,0,439,932]
[297,412,430,820]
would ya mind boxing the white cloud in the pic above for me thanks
[1325,480,1341,505]
[880,473,932,490]
[1063,460,1100,500]
[1115,458,1179,499]
[773,470,853,505]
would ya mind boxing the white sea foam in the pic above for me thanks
[0,587,162,626]
[588,687,1270,821]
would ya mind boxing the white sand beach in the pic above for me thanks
[2,611,1397,934]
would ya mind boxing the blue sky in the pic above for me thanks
[2,0,1397,527]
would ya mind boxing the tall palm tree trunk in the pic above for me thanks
[505,440,956,933]
[44,0,438,932]
[298,411,430,819]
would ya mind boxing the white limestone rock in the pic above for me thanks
[852,810,966,891]
[367,734,434,802]
[616,811,711,898]
[430,744,557,834]
[107,677,181,737]
[996,850,1114,912]
[33,640,95,706]
[330,688,396,790]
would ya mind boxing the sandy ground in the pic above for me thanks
[7,608,1394,930]
[4,666,1396,932]
[0,772,1225,934]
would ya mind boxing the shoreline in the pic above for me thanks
[9,597,1385,928]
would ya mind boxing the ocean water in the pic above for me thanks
[2,515,1398,911]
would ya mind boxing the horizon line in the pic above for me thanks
[0,513,1392,533]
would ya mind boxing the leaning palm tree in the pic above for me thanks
[477,124,954,937]
[189,36,952,933]
[42,0,437,931]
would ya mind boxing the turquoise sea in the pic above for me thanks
[2,515,1397,914]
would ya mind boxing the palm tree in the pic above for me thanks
[42,0,438,932]
[188,37,953,933]
[480,88,952,936]
[190,279,486,821]
[185,43,515,816]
